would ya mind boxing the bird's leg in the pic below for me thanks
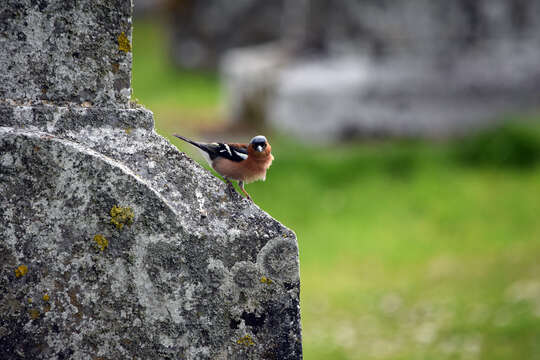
[223,177,237,197]
[238,181,252,201]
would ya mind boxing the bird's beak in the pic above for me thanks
[256,145,263,152]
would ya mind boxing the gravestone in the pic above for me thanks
[0,1,302,359]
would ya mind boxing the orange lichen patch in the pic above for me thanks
[260,276,273,285]
[110,205,134,230]
[43,293,50,302]
[117,32,131,52]
[93,234,109,251]
[236,335,255,346]
[15,265,28,278]
[29,309,40,320]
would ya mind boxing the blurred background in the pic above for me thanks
[132,1,540,358]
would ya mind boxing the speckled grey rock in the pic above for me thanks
[0,0,132,106]
[0,1,302,358]
[0,108,302,359]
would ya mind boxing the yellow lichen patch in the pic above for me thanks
[117,31,131,52]
[15,265,28,278]
[260,276,273,285]
[29,309,40,320]
[28,298,33,303]
[43,293,50,302]
[93,234,109,251]
[110,205,134,230]
[124,127,132,135]
[236,335,255,346]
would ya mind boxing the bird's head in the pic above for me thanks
[249,135,268,153]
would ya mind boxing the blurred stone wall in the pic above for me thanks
[264,0,540,140]
[167,0,540,140]
[167,0,287,68]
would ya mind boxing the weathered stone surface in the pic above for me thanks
[0,0,132,106]
[0,0,302,358]
[0,105,302,359]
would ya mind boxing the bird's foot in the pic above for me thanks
[238,181,253,202]
[224,178,238,199]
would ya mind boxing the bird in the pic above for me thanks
[172,134,274,201]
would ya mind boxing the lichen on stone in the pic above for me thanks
[15,264,28,277]
[94,234,109,251]
[43,293,50,302]
[236,335,255,346]
[29,309,40,320]
[260,276,273,285]
[110,205,134,230]
[117,32,131,52]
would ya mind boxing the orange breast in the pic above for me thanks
[212,154,274,183]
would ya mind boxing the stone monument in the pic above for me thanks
[0,1,302,359]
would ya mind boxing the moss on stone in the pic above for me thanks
[236,335,255,346]
[94,234,109,251]
[110,205,134,230]
[117,32,131,52]
[15,264,28,278]
[29,309,40,320]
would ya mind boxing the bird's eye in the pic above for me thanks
[253,141,266,150]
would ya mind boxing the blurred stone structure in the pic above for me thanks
[133,0,167,17]
[0,1,302,359]
[167,0,287,69]
[218,0,540,140]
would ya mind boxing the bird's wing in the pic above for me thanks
[173,134,248,162]
[210,143,248,162]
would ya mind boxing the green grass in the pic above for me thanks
[258,137,540,359]
[133,19,540,359]
[132,19,222,132]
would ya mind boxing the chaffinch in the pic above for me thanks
[173,134,274,201]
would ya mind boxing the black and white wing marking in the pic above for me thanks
[172,134,248,164]
[214,143,248,162]
[195,142,248,163]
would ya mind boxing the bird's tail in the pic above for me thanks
[173,134,207,151]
